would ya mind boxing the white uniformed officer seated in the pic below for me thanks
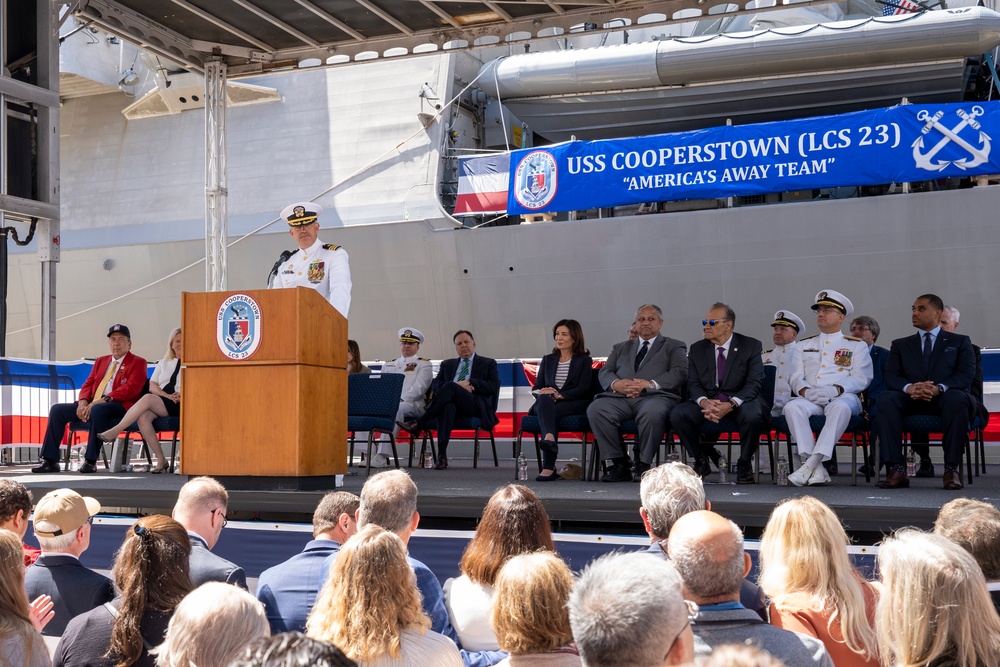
[762,309,806,418]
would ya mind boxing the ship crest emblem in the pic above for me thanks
[913,106,992,172]
[217,293,262,360]
[514,151,558,210]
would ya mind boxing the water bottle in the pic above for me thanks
[777,455,789,486]
[906,450,916,478]
[718,456,728,484]
[423,449,434,469]
[517,454,528,480]
[667,445,680,463]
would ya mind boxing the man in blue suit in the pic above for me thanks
[877,294,976,490]
[255,491,360,633]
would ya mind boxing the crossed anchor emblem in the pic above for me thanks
[912,106,991,171]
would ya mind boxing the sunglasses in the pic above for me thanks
[702,319,731,326]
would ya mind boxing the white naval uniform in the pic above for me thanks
[377,354,433,456]
[269,238,352,318]
[784,331,873,460]
[762,341,802,417]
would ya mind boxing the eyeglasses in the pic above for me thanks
[850,326,870,333]
[702,319,731,326]
[85,516,94,525]
[211,508,228,528]
[663,600,700,661]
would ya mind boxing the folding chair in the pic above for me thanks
[346,373,405,477]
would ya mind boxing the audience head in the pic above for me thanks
[111,515,193,667]
[933,498,1000,581]
[490,552,574,655]
[569,552,694,666]
[551,319,589,356]
[164,327,182,361]
[639,462,707,541]
[460,484,555,587]
[940,305,961,332]
[702,302,735,345]
[877,529,1000,667]
[237,632,357,667]
[628,320,638,340]
[357,470,419,541]
[0,529,47,660]
[453,330,476,359]
[634,304,664,340]
[811,290,852,333]
[313,492,360,542]
[667,510,748,605]
[912,293,945,332]
[346,339,363,374]
[154,582,269,667]
[849,315,880,346]
[172,476,229,549]
[770,310,804,346]
[693,644,787,667]
[32,488,100,555]
[306,524,429,663]
[0,480,32,539]
[758,497,876,659]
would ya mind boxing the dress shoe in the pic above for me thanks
[706,447,722,468]
[31,459,59,474]
[736,459,755,484]
[396,420,421,436]
[823,461,839,477]
[915,459,935,478]
[600,462,632,483]
[77,461,98,474]
[878,469,910,489]
[807,465,831,486]
[788,465,815,487]
[434,456,448,470]
[692,457,712,480]
[942,470,964,490]
[632,461,651,482]
[535,471,562,482]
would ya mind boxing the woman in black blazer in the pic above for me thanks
[530,319,593,481]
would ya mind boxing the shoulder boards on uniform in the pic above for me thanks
[419,357,430,361]
[323,243,341,251]
[761,347,773,354]
[799,335,817,341]
[844,335,863,342]
[288,248,299,256]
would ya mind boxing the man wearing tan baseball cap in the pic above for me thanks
[25,489,113,636]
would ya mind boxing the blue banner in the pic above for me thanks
[506,101,1000,214]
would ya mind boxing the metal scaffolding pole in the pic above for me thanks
[204,60,228,291]
[37,0,60,360]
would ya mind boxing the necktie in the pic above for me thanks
[634,341,649,373]
[923,332,933,367]
[717,346,729,402]
[94,360,119,399]
[457,358,471,382]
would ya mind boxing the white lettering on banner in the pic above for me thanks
[797,125,899,158]
[774,159,833,177]
[608,135,792,170]
[566,154,606,174]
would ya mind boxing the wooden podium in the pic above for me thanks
[181,288,347,488]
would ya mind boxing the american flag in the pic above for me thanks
[882,0,922,15]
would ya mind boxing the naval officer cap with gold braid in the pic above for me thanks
[811,289,854,318]
[398,328,425,344]
[771,310,806,337]
[281,201,323,226]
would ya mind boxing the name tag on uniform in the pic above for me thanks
[834,349,853,367]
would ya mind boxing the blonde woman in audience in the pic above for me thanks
[877,529,1000,667]
[306,525,462,667]
[153,582,269,667]
[444,485,556,651]
[489,552,580,666]
[0,529,53,667]
[53,515,193,667]
[758,496,879,667]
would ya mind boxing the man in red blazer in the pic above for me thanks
[32,324,148,474]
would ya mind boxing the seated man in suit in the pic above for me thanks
[671,303,765,484]
[849,315,888,477]
[785,290,873,487]
[172,477,247,587]
[587,304,688,483]
[32,324,147,474]
[762,309,805,419]
[877,294,976,490]
[25,489,113,636]
[256,491,360,633]
[403,330,499,470]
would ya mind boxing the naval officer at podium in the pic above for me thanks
[268,201,352,318]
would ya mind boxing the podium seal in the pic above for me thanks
[217,293,262,360]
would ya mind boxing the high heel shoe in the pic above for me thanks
[97,430,118,444]
[535,470,562,482]
[150,463,169,474]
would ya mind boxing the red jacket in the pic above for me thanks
[79,352,148,410]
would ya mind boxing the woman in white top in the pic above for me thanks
[0,529,54,667]
[444,485,556,651]
[306,525,461,667]
[99,328,181,473]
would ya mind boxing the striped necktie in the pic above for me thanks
[457,358,471,381]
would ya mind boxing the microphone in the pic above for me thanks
[267,250,292,286]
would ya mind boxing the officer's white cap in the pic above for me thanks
[811,290,853,318]
[281,202,323,227]
[771,310,806,336]
[398,328,424,344]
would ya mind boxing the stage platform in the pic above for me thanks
[8,449,1000,538]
